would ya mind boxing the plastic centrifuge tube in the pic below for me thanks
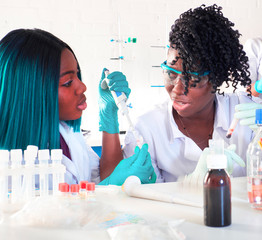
[0,150,9,203]
[86,182,96,201]
[58,183,69,198]
[38,149,50,197]
[79,181,88,199]
[51,149,63,196]
[23,149,36,200]
[10,149,23,203]
[26,145,38,194]
[70,184,80,198]
[101,70,143,147]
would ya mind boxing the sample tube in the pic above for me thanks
[51,149,63,196]
[0,150,9,203]
[10,149,23,203]
[86,182,96,201]
[38,149,50,197]
[70,184,80,198]
[23,149,36,200]
[79,181,88,199]
[26,145,38,193]
[58,183,69,198]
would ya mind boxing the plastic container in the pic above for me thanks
[203,140,231,227]
[246,109,262,210]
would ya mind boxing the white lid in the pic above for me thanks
[0,150,9,166]
[207,154,227,169]
[27,145,38,158]
[51,149,63,160]
[24,149,35,161]
[10,149,22,161]
[38,149,50,160]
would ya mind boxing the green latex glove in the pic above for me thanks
[183,144,245,185]
[234,103,262,131]
[99,144,157,186]
[98,68,131,134]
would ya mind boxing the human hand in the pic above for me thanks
[99,144,157,186]
[234,103,262,131]
[183,144,245,186]
[98,68,131,134]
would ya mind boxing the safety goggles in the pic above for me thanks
[161,61,210,88]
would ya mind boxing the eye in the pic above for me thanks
[62,80,73,87]
[167,70,177,80]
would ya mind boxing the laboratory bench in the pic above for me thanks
[0,177,261,240]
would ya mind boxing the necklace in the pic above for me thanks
[176,113,214,146]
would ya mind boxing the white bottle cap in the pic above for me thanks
[51,149,63,160]
[38,149,50,161]
[24,149,35,162]
[0,150,9,167]
[27,145,39,158]
[207,154,227,169]
[10,149,22,161]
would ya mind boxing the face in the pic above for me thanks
[165,47,215,118]
[58,48,87,121]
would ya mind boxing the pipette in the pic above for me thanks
[101,70,143,147]
[226,118,239,138]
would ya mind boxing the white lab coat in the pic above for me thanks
[123,92,262,182]
[244,38,262,84]
[59,121,100,185]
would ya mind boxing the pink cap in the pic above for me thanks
[59,183,69,192]
[86,182,95,191]
[79,181,88,189]
[71,184,80,193]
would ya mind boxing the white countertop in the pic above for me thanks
[0,177,261,240]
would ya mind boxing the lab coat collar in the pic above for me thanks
[59,121,91,184]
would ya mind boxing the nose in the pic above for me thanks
[171,77,185,95]
[75,79,87,95]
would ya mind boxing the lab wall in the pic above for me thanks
[0,0,261,132]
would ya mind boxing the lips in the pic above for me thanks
[77,96,87,111]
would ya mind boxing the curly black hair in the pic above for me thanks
[169,4,251,95]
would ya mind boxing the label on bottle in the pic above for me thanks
[248,177,262,205]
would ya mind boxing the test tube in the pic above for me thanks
[70,184,80,198]
[79,181,88,199]
[27,145,38,193]
[38,149,50,197]
[10,149,23,203]
[23,150,35,200]
[58,183,69,198]
[86,182,96,201]
[226,118,239,138]
[0,150,9,203]
[51,149,63,196]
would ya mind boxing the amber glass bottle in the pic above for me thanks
[203,140,231,227]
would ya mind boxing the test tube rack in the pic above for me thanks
[0,148,66,210]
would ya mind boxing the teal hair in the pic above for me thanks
[0,29,82,150]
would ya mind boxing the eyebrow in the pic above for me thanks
[60,70,75,78]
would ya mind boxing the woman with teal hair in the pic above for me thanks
[0,28,156,185]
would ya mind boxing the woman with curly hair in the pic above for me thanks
[123,4,262,183]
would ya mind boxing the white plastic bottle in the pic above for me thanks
[247,109,262,210]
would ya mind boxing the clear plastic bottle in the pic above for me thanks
[246,109,262,210]
[203,139,231,227]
